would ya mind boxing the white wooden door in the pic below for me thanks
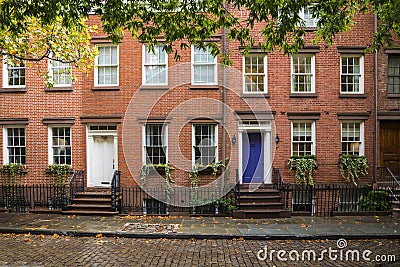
[91,135,115,187]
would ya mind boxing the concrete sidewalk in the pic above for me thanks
[0,213,399,240]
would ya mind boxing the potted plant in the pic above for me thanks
[288,155,317,186]
[339,154,368,186]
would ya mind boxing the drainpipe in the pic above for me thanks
[221,3,227,192]
[373,13,378,183]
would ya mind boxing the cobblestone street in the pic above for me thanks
[0,234,398,267]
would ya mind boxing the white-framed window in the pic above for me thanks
[192,124,218,165]
[3,126,26,165]
[94,45,119,86]
[49,58,72,87]
[2,57,25,88]
[299,7,319,28]
[48,126,72,165]
[291,54,315,93]
[291,121,315,156]
[341,121,364,155]
[340,55,364,94]
[142,45,167,85]
[143,124,168,165]
[191,45,217,85]
[243,55,267,93]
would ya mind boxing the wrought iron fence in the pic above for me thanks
[281,183,392,216]
[0,184,66,212]
[120,185,236,215]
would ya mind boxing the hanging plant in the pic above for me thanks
[339,154,368,186]
[288,155,317,186]
[140,163,152,185]
[1,163,25,185]
[206,160,225,177]
[189,163,201,188]
[48,164,70,185]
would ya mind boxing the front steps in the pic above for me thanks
[233,185,291,219]
[62,191,120,216]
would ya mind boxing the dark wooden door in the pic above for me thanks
[380,122,400,176]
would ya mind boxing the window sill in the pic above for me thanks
[304,27,318,32]
[45,87,73,92]
[339,94,366,98]
[139,85,170,90]
[241,93,270,98]
[290,93,318,98]
[91,86,120,91]
[0,87,27,93]
[387,94,400,99]
[189,85,220,90]
[0,169,28,174]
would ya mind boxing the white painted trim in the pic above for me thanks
[340,121,365,155]
[191,45,218,85]
[3,125,26,165]
[48,55,72,87]
[340,54,364,94]
[242,54,268,94]
[290,120,316,156]
[86,124,118,187]
[191,124,218,166]
[291,54,316,93]
[238,121,273,184]
[142,44,168,86]
[142,124,146,165]
[94,44,119,87]
[2,126,7,164]
[2,56,25,89]
[48,125,73,166]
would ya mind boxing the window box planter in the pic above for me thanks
[339,154,368,186]
[288,155,318,186]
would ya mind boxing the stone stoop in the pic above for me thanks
[233,185,291,219]
[62,190,120,216]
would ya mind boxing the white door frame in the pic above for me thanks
[86,125,118,187]
[238,121,272,184]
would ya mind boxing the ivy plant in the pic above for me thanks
[288,155,318,186]
[1,163,24,185]
[48,164,70,185]
[339,154,368,186]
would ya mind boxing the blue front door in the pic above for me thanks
[242,132,264,183]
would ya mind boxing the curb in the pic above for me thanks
[1,228,400,240]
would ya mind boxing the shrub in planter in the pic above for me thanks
[360,190,390,211]
[288,155,317,186]
[339,154,368,186]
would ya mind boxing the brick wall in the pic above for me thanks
[0,11,378,186]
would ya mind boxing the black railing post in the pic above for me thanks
[235,168,240,210]
[62,184,68,211]
[111,170,121,212]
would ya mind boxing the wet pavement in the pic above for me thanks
[0,213,398,240]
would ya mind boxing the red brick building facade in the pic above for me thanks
[0,10,398,190]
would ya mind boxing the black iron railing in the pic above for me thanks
[63,170,85,210]
[111,170,121,212]
[281,183,392,216]
[235,168,240,210]
[376,167,400,207]
[0,184,66,212]
[120,185,236,215]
